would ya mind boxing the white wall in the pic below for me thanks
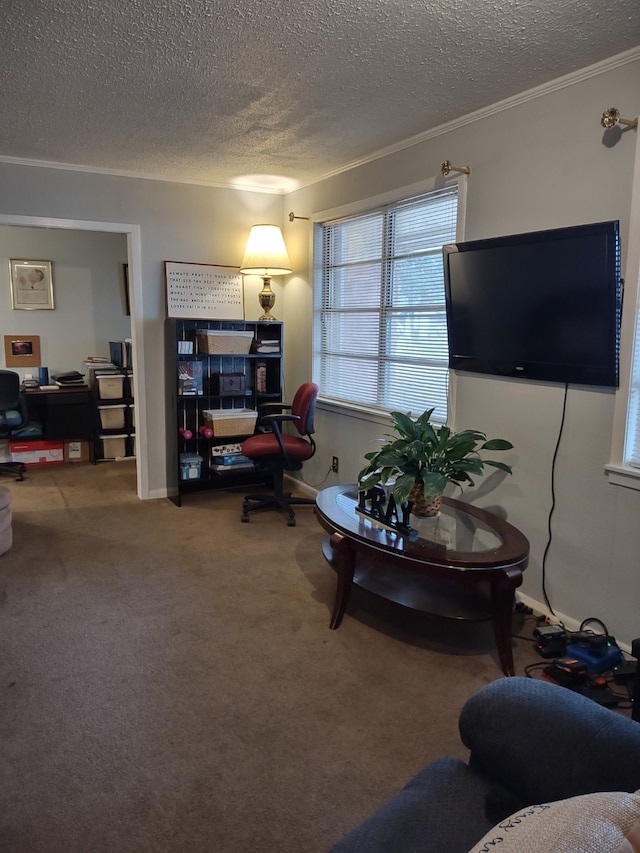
[0,226,130,379]
[283,55,640,648]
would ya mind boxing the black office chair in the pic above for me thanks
[241,382,319,526]
[0,370,27,481]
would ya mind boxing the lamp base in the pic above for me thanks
[258,277,277,322]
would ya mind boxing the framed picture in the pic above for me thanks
[4,335,41,367]
[10,259,54,310]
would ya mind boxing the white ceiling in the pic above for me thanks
[1,0,638,192]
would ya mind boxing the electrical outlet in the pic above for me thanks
[331,456,339,474]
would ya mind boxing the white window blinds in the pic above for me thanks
[625,307,640,467]
[314,186,458,422]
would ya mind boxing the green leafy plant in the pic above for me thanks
[357,408,513,506]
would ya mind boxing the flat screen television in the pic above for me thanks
[442,220,622,387]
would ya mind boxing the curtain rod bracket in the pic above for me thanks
[288,212,310,222]
[441,161,471,176]
[601,107,638,131]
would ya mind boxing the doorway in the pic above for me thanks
[0,214,147,499]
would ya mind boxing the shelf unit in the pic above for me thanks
[166,318,283,506]
[88,368,135,462]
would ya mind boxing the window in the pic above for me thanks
[607,132,640,490]
[313,186,459,422]
[625,311,640,469]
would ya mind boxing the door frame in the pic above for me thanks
[0,213,148,499]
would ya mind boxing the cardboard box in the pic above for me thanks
[178,360,203,396]
[64,440,90,463]
[10,440,64,466]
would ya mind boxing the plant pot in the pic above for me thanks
[408,484,443,517]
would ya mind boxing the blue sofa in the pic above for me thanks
[329,676,640,853]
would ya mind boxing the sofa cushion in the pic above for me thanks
[329,757,497,853]
[468,789,640,853]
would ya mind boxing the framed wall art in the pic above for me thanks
[165,261,244,320]
[10,259,54,310]
[4,335,41,368]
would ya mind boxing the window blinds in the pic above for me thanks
[316,186,458,422]
[625,309,640,467]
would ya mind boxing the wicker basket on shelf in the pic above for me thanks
[202,409,258,437]
[196,330,254,355]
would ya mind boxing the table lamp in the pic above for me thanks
[240,224,291,321]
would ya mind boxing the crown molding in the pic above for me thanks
[0,154,284,194]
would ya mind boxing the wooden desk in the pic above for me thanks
[315,485,530,676]
[24,386,93,440]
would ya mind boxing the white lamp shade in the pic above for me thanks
[240,224,292,276]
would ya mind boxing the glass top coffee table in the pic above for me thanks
[315,485,530,676]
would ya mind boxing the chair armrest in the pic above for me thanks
[260,413,299,430]
[257,402,293,430]
[459,676,640,806]
[257,401,292,417]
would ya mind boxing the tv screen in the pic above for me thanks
[443,220,621,387]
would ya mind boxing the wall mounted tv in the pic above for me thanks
[443,220,621,388]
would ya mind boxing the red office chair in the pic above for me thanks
[241,382,319,526]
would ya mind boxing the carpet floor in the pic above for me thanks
[0,461,540,852]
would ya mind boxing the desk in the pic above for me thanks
[315,485,530,676]
[24,386,93,440]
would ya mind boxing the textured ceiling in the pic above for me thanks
[0,0,638,191]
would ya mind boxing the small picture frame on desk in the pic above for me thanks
[9,260,54,310]
[4,334,41,368]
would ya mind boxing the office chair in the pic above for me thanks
[241,382,319,527]
[0,370,27,481]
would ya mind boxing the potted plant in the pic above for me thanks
[357,407,513,516]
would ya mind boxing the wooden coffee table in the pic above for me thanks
[315,485,530,676]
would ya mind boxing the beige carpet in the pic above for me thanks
[0,462,540,853]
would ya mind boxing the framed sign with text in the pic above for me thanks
[165,262,244,320]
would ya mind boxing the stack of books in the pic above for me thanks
[84,356,113,365]
[251,338,280,354]
[53,371,86,387]
[210,443,254,474]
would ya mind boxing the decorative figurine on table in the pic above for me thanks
[356,485,414,536]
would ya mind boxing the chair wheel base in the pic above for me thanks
[241,493,303,527]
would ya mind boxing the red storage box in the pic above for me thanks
[10,440,64,466]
